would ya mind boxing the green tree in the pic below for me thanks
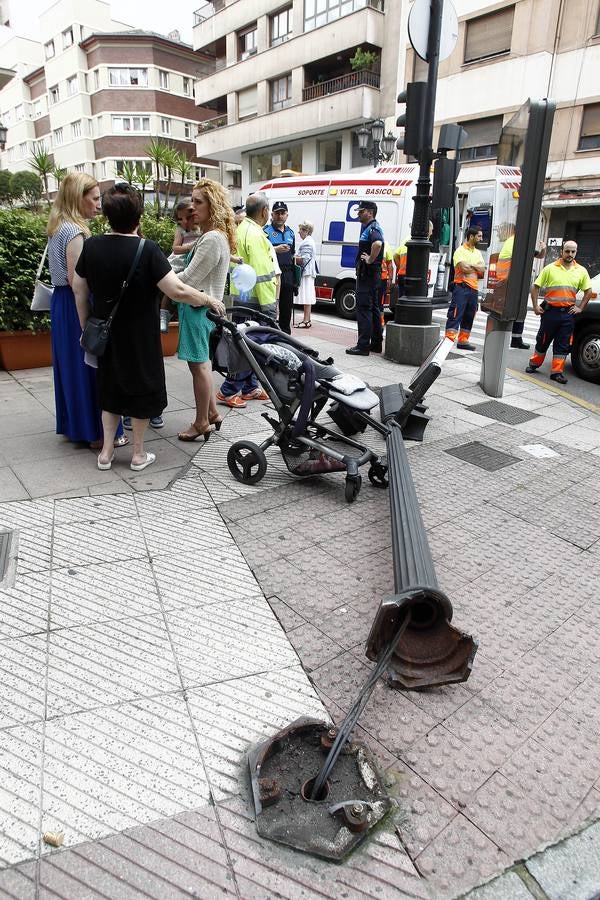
[145,137,168,214]
[0,209,50,332]
[161,146,178,215]
[0,170,15,207]
[172,151,194,207]
[10,171,43,208]
[349,47,378,71]
[120,161,137,185]
[30,146,54,204]
[52,165,67,188]
[135,164,153,208]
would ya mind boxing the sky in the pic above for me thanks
[3,0,201,45]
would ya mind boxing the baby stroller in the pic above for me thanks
[208,307,389,503]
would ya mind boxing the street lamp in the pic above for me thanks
[357,118,396,165]
[0,121,7,151]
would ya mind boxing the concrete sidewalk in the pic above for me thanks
[1,322,600,899]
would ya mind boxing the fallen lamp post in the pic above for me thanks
[248,355,477,860]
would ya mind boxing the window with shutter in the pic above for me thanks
[458,116,503,160]
[238,85,257,119]
[579,104,600,150]
[464,7,514,63]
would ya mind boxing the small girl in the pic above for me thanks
[161,201,200,332]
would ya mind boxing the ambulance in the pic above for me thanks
[258,166,448,318]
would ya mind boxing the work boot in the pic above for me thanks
[525,365,539,373]
[510,337,530,349]
[550,372,568,385]
[456,341,476,351]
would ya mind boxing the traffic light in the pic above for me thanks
[432,156,460,210]
[396,81,427,157]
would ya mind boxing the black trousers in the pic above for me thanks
[278,282,294,335]
[356,275,383,350]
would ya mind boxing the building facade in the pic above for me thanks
[192,0,402,190]
[411,0,600,273]
[0,0,241,200]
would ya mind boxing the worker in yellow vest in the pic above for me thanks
[526,240,592,384]
[495,223,546,349]
[445,227,485,350]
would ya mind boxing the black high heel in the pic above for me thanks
[209,414,223,431]
[178,424,213,442]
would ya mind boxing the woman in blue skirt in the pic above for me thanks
[47,173,125,447]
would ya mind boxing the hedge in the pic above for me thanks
[0,209,177,333]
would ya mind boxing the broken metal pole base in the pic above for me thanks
[366,590,478,689]
[248,717,393,861]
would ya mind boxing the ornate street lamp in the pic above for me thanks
[356,118,396,166]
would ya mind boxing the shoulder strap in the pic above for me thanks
[106,238,145,325]
[36,244,48,280]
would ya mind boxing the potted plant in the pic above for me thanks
[0,208,52,369]
[349,47,379,72]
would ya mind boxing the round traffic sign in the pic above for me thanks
[408,0,459,63]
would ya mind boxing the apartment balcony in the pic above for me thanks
[194,5,383,106]
[302,68,380,102]
[195,81,381,164]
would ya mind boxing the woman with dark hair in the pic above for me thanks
[175,178,237,441]
[47,172,125,447]
[73,184,225,472]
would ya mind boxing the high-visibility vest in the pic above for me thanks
[496,234,514,281]
[534,259,591,307]
[381,243,394,280]
[394,239,408,278]
[232,218,277,307]
[453,242,484,291]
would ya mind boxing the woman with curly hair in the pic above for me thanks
[176,179,237,441]
[47,172,125,448]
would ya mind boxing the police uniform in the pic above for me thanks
[528,259,591,378]
[445,242,485,347]
[264,202,295,334]
[354,216,384,352]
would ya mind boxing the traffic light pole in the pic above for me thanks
[386,0,444,364]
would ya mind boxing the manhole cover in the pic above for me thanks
[444,441,521,471]
[467,400,539,425]
[0,530,14,582]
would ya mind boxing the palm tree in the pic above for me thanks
[30,146,54,205]
[161,146,178,215]
[172,150,194,207]
[52,165,67,189]
[145,137,168,214]
[120,161,137,185]
[135,164,153,209]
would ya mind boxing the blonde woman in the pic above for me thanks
[294,220,317,328]
[47,172,124,447]
[176,179,237,441]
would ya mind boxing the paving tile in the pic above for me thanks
[465,870,535,899]
[308,648,373,708]
[286,622,344,672]
[463,772,561,858]
[312,603,374,652]
[12,454,122,499]
[0,725,43,867]
[476,673,557,736]
[526,818,600,900]
[166,597,299,688]
[532,707,600,776]
[50,558,160,629]
[52,517,147,569]
[0,860,37,899]
[0,466,29,502]
[415,813,511,898]
[15,526,53,576]
[390,761,457,857]
[141,505,232,558]
[53,493,137,525]
[0,634,47,728]
[265,595,306,632]
[40,695,210,849]
[151,545,260,611]
[188,667,327,799]
[45,614,180,717]
[558,673,600,737]
[0,572,49,640]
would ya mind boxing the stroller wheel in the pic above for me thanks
[368,462,389,488]
[344,474,362,503]
[227,441,268,485]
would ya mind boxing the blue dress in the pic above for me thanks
[48,222,122,443]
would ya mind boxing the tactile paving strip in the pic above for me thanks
[444,441,522,471]
[466,400,539,425]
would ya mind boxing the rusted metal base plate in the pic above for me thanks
[248,718,393,861]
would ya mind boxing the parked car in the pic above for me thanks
[572,275,600,383]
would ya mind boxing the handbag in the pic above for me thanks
[293,263,303,288]
[81,238,145,358]
[31,244,54,311]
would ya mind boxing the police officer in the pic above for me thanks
[347,200,384,356]
[526,240,592,384]
[264,200,295,334]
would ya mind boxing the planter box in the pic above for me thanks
[0,330,52,371]
[160,321,179,357]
